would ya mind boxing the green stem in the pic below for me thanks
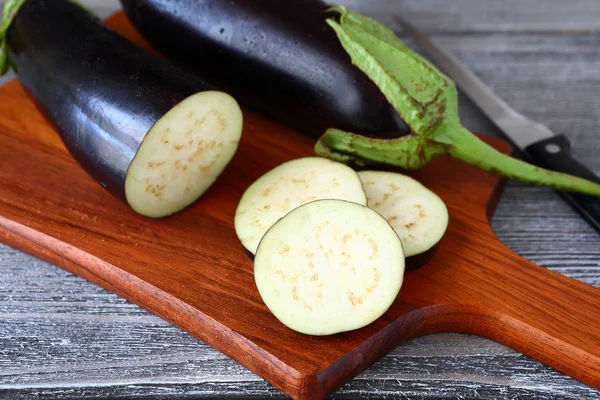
[443,127,600,196]
[0,0,96,75]
[317,122,600,196]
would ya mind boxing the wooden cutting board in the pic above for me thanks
[1,13,599,399]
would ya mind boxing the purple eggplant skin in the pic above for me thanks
[120,0,410,140]
[7,0,216,201]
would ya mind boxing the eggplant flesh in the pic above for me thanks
[234,158,448,269]
[234,157,367,255]
[7,0,243,217]
[254,199,405,336]
[120,0,410,139]
[357,170,449,267]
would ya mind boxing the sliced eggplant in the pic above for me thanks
[119,0,409,139]
[125,92,243,217]
[358,171,448,265]
[2,0,243,218]
[254,199,405,336]
[234,157,367,255]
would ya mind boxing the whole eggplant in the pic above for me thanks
[120,0,409,139]
[3,0,243,218]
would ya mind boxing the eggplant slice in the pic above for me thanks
[358,171,449,259]
[254,199,405,336]
[234,157,367,255]
[125,91,242,217]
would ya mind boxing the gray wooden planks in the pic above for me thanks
[1,0,600,398]
[61,0,600,33]
[346,0,600,33]
[18,0,600,33]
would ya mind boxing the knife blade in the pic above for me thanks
[394,15,600,234]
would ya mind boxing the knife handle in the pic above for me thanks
[524,134,600,234]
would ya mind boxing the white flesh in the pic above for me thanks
[234,157,367,254]
[358,171,449,257]
[254,199,405,336]
[125,91,243,218]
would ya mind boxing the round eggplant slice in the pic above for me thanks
[125,91,242,218]
[358,171,449,260]
[234,157,367,254]
[254,199,405,336]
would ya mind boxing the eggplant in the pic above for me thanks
[122,0,600,197]
[119,0,409,140]
[254,199,405,336]
[1,0,244,218]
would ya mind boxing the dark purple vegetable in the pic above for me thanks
[2,0,244,218]
[119,0,409,139]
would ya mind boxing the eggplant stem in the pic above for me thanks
[444,127,600,196]
[0,0,96,75]
[321,6,600,198]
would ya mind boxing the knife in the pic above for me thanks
[394,16,600,234]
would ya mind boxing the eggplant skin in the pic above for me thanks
[120,0,410,139]
[7,0,216,201]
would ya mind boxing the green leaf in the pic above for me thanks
[329,5,410,51]
[326,17,452,137]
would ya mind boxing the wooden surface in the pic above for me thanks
[1,1,600,399]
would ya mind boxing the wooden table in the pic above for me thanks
[1,0,599,398]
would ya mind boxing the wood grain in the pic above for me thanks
[1,11,600,399]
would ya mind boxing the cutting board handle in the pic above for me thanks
[408,240,600,390]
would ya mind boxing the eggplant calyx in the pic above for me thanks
[0,0,96,75]
[325,12,452,140]
[315,129,448,170]
[322,5,600,197]
[314,133,367,167]
[324,4,347,16]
